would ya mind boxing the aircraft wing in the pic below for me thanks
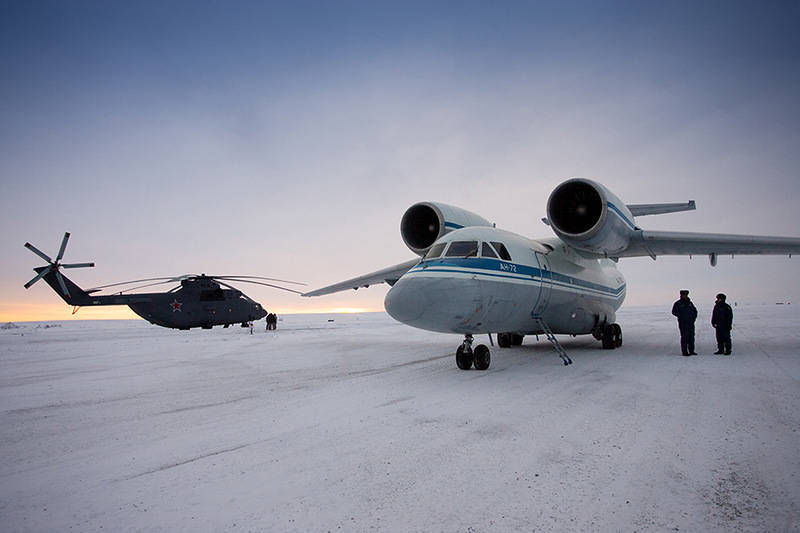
[621,230,800,258]
[302,258,420,297]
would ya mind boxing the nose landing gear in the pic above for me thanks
[455,334,491,370]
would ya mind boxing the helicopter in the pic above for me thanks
[24,232,303,330]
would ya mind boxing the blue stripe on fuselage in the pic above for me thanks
[409,258,625,297]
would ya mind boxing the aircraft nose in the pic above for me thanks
[384,277,428,324]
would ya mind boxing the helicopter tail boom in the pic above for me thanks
[34,267,94,306]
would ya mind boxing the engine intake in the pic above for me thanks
[546,178,635,255]
[400,202,492,255]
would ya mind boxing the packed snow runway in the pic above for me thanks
[1,305,799,532]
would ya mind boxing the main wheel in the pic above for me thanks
[456,345,473,370]
[601,324,615,349]
[613,323,622,347]
[473,344,491,370]
[511,334,524,346]
[497,333,512,348]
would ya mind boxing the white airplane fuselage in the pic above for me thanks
[384,226,626,336]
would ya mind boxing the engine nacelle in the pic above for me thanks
[400,202,492,256]
[546,178,636,256]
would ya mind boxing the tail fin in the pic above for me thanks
[35,267,93,306]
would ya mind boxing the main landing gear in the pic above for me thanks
[455,334,491,371]
[597,323,623,349]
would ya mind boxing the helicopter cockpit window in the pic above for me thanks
[445,241,479,258]
[424,242,447,259]
[200,288,225,301]
[481,242,497,258]
[490,241,512,261]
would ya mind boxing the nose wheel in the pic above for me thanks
[455,335,491,370]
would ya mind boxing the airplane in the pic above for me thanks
[24,233,303,330]
[303,178,800,369]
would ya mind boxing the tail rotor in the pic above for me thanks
[24,232,95,298]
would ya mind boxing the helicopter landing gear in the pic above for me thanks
[455,334,491,370]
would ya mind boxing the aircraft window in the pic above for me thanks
[481,242,497,258]
[445,241,479,257]
[491,242,512,261]
[424,242,447,259]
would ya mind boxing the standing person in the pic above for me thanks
[711,293,733,355]
[671,289,698,356]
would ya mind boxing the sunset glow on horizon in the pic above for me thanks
[0,300,384,323]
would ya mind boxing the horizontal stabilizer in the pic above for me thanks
[627,201,696,217]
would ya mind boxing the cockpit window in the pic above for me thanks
[445,241,479,257]
[424,242,447,259]
[481,242,497,258]
[490,241,512,261]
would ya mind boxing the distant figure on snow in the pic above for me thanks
[672,289,698,356]
[711,293,733,355]
[266,313,277,330]
[249,321,254,335]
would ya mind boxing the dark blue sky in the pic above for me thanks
[3,1,800,318]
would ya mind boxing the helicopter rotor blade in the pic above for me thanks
[112,280,183,294]
[212,275,307,286]
[87,276,187,291]
[55,270,71,298]
[62,262,95,269]
[24,266,52,289]
[216,278,303,294]
[24,242,53,264]
[56,232,70,262]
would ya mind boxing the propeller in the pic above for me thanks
[24,232,95,298]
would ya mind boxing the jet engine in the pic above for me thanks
[546,178,636,256]
[400,202,492,256]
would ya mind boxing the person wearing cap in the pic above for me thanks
[671,289,698,356]
[711,293,734,355]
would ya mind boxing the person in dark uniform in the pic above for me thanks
[671,289,698,356]
[711,293,733,355]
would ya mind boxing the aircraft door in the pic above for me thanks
[532,251,552,317]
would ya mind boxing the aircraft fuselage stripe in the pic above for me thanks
[408,259,625,297]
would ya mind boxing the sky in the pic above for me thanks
[1,0,799,321]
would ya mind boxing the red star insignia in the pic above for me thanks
[170,299,182,312]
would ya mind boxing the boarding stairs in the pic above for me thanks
[534,317,572,366]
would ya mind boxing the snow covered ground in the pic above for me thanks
[1,305,798,532]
